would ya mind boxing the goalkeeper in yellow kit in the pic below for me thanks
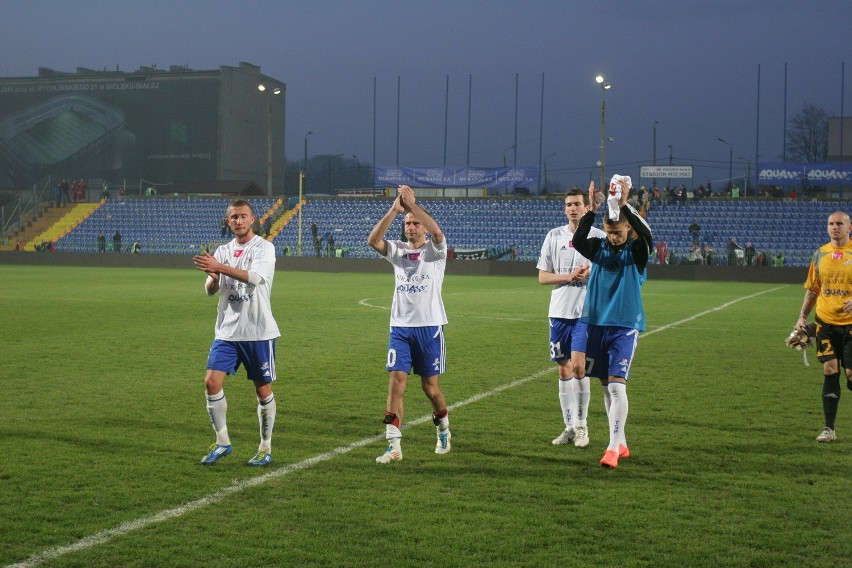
[795,211,852,443]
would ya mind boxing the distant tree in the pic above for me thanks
[785,103,830,163]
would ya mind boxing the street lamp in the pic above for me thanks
[258,84,282,196]
[595,74,612,193]
[718,137,733,192]
[543,152,556,193]
[503,144,516,167]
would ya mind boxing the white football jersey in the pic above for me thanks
[537,224,605,319]
[210,235,281,341]
[382,238,448,327]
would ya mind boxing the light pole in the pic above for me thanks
[503,144,516,167]
[653,121,659,165]
[326,153,343,193]
[718,138,733,192]
[303,131,313,193]
[258,84,282,196]
[739,154,761,197]
[544,152,556,194]
[595,74,612,192]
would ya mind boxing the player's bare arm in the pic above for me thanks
[588,180,604,212]
[399,185,444,244]
[797,289,819,328]
[193,251,252,285]
[538,265,590,286]
[368,196,405,255]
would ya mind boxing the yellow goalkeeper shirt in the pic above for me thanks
[805,241,852,326]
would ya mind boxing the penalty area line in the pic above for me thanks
[8,285,785,568]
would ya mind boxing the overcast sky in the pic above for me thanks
[1,0,849,190]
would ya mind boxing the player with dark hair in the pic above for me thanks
[573,177,652,469]
[795,211,852,443]
[367,185,451,464]
[537,187,605,448]
[192,199,281,466]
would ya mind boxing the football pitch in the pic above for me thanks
[1,265,849,567]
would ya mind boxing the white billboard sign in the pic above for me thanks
[640,166,693,179]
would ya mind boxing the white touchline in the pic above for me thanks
[8,284,789,568]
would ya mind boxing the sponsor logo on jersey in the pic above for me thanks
[397,284,428,293]
[228,293,254,302]
[833,252,843,260]
[405,252,421,261]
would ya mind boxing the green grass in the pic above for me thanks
[0,266,849,567]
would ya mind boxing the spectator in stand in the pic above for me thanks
[59,178,70,206]
[71,180,79,202]
[327,233,335,257]
[689,222,701,248]
[727,237,742,266]
[53,183,62,208]
[80,179,88,200]
[113,230,122,253]
[220,216,229,238]
[101,182,110,200]
[97,234,106,253]
[745,242,756,266]
[314,234,322,257]
[655,239,668,264]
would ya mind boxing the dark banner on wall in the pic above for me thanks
[0,76,218,188]
[375,166,539,190]
[758,162,852,186]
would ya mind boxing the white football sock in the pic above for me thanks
[436,415,450,432]
[257,393,276,452]
[206,389,230,446]
[576,377,591,427]
[386,424,402,445]
[606,383,628,452]
[558,378,577,430]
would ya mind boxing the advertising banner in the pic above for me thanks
[375,166,539,190]
[639,165,693,179]
[757,162,852,186]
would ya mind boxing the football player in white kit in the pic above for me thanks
[537,185,605,449]
[368,185,451,464]
[193,199,281,467]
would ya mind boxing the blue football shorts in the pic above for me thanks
[387,325,445,378]
[585,325,639,380]
[207,338,277,383]
[549,317,588,362]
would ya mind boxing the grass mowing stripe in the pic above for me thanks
[6,285,784,568]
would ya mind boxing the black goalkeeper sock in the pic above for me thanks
[822,373,841,429]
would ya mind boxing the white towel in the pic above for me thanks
[607,174,632,220]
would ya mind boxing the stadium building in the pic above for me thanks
[0,62,285,195]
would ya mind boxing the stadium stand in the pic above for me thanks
[57,197,276,254]
[51,196,843,267]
